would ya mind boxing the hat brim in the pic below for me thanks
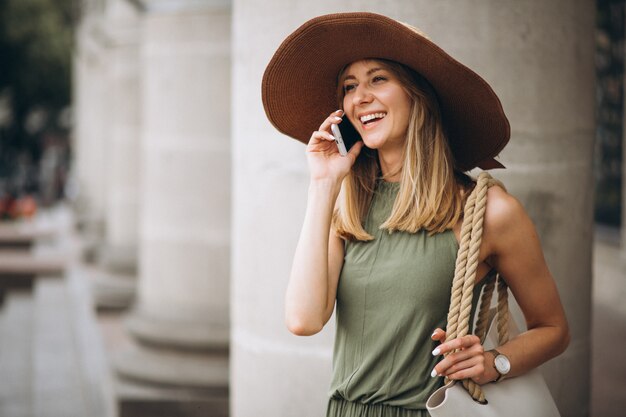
[262,12,510,172]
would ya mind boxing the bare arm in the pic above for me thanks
[479,186,570,381]
[285,179,345,335]
[433,186,570,383]
[285,110,363,336]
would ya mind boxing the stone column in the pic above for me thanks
[232,3,338,416]
[446,4,594,417]
[232,1,594,416]
[93,0,141,309]
[114,0,231,414]
[73,11,109,256]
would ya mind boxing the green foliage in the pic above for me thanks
[0,0,76,186]
[1,0,75,110]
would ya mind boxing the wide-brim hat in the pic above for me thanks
[262,12,510,171]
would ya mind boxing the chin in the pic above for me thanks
[360,133,387,149]
[361,140,382,149]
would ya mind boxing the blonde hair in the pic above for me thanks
[332,59,475,241]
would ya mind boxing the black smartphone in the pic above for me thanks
[330,117,361,156]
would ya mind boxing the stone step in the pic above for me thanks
[0,291,35,417]
[0,251,67,298]
[0,250,65,305]
[0,222,56,250]
[32,279,87,417]
[0,251,66,276]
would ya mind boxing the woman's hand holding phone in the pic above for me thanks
[307,110,363,183]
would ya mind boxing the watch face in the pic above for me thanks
[495,355,511,374]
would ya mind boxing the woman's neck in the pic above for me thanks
[377,146,403,182]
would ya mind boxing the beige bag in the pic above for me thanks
[426,172,561,417]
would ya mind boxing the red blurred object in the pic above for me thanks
[0,195,38,220]
[18,196,37,218]
[7,198,20,219]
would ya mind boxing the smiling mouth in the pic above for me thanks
[360,112,387,125]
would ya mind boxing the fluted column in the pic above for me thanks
[232,3,338,416]
[114,0,231,414]
[101,0,141,274]
[232,1,594,416]
[73,12,109,249]
[89,0,142,310]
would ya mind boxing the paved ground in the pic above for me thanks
[591,229,626,417]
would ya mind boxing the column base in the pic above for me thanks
[76,217,106,264]
[112,311,229,416]
[98,244,138,275]
[88,244,138,310]
[114,343,228,388]
[126,310,229,350]
[115,367,228,417]
[91,268,136,311]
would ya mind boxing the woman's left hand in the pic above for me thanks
[430,328,494,385]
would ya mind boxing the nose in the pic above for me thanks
[351,84,373,107]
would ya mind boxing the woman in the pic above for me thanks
[262,12,569,417]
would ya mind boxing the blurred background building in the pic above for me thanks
[0,0,624,416]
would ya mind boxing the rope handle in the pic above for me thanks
[442,172,509,404]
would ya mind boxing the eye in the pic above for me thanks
[343,83,357,93]
[372,75,387,83]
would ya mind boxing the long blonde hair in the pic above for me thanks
[332,59,474,241]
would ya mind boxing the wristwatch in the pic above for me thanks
[487,349,510,382]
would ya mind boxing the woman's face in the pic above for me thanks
[341,59,412,153]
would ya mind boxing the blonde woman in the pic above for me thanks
[262,13,569,417]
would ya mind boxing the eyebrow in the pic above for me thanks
[342,67,385,82]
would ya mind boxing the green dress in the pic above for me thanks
[326,180,484,417]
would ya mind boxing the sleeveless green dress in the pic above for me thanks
[326,180,484,417]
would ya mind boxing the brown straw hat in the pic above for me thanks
[262,12,510,171]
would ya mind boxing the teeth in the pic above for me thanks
[360,112,387,123]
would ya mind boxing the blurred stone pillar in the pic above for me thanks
[448,3,595,417]
[113,0,231,415]
[73,10,109,256]
[93,0,141,309]
[232,1,594,416]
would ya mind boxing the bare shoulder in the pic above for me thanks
[482,184,534,256]
[484,185,524,228]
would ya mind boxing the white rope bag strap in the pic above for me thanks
[443,171,508,404]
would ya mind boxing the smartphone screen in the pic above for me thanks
[338,117,361,152]
[330,117,362,156]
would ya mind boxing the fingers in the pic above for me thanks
[431,334,480,356]
[430,335,485,380]
[434,346,479,367]
[318,109,344,132]
[440,356,486,381]
[346,140,364,160]
[310,129,336,144]
[431,328,446,342]
[309,110,345,149]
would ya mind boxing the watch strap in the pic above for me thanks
[487,349,505,382]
